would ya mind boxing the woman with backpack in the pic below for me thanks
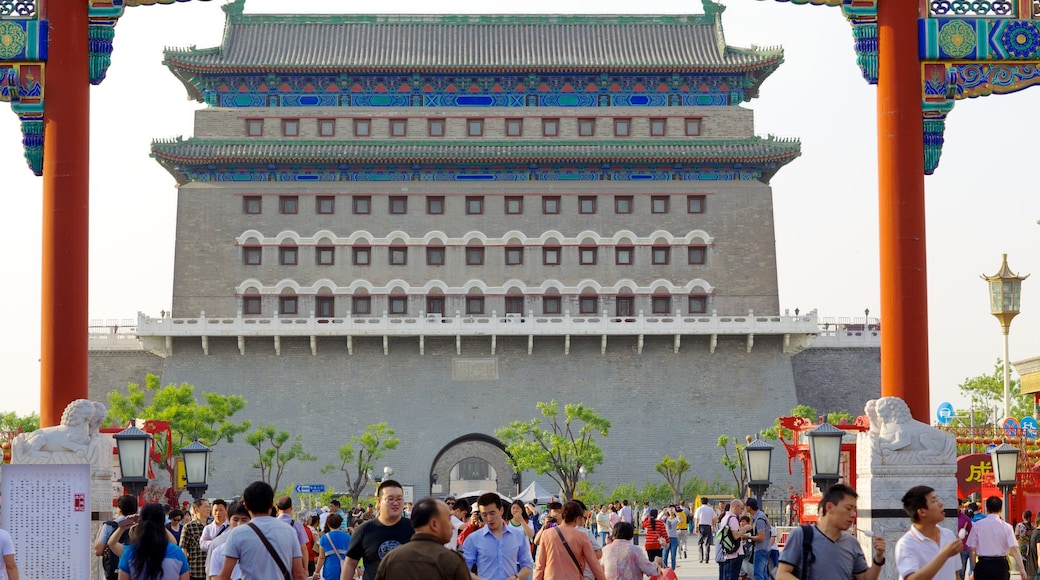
[112,502,190,580]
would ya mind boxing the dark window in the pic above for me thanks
[579,246,597,265]
[354,119,371,137]
[279,247,298,266]
[389,196,407,214]
[389,296,408,315]
[687,195,706,214]
[579,296,598,315]
[614,118,631,137]
[243,196,262,214]
[243,296,261,315]
[543,296,562,315]
[689,295,708,314]
[616,246,634,265]
[578,196,596,214]
[543,196,560,215]
[318,119,336,137]
[615,196,633,214]
[279,196,299,214]
[389,246,408,265]
[243,246,262,265]
[282,119,300,137]
[543,247,561,265]
[685,118,702,136]
[465,196,484,215]
[429,119,445,137]
[505,118,523,137]
[246,119,263,137]
[688,245,707,265]
[353,196,371,214]
[505,197,523,215]
[466,296,485,315]
[466,247,485,265]
[652,246,670,265]
[353,247,371,265]
[317,246,335,265]
[505,247,524,265]
[578,118,595,137]
[427,247,445,266]
[617,297,634,317]
[505,297,524,314]
[427,196,445,215]
[651,196,669,214]
[316,196,335,214]
[316,296,335,318]
[652,296,671,314]
[542,119,559,137]
[426,296,445,315]
[467,119,484,137]
[280,296,299,315]
[650,118,667,137]
[353,296,371,315]
[390,119,407,137]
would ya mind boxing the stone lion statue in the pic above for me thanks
[11,399,99,463]
[866,397,956,465]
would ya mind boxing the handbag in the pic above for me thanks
[650,568,678,580]
[248,522,292,580]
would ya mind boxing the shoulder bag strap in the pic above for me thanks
[248,522,292,580]
[799,524,814,580]
[329,532,347,563]
[554,527,583,573]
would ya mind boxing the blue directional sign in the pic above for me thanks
[295,484,326,494]
[1021,417,1039,439]
[936,402,955,425]
[1002,417,1020,438]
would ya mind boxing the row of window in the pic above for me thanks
[247,116,703,139]
[245,244,709,267]
[246,194,706,216]
[247,294,710,317]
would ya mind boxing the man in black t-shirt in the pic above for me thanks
[341,479,414,580]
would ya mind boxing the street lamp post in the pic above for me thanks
[180,439,212,501]
[806,421,844,494]
[745,437,774,506]
[991,443,1020,523]
[113,424,153,497]
[982,254,1028,418]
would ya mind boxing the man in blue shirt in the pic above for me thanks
[463,493,533,580]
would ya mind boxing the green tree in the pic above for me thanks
[0,410,40,434]
[610,482,639,504]
[496,400,611,501]
[635,481,672,507]
[761,405,856,440]
[106,374,251,474]
[957,359,1030,424]
[575,481,607,506]
[681,476,714,502]
[717,434,748,499]
[322,422,400,507]
[247,425,317,491]
[656,455,691,503]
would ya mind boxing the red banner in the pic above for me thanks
[957,454,993,498]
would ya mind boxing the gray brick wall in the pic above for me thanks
[790,347,882,416]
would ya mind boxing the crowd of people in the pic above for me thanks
[0,477,1007,580]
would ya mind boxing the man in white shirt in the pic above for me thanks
[219,481,306,580]
[201,499,230,574]
[895,485,962,580]
[694,497,716,564]
[967,495,1026,580]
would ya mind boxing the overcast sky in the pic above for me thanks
[1,0,1037,420]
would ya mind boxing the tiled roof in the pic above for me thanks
[151,137,801,165]
[163,11,783,73]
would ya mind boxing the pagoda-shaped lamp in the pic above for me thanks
[982,254,1028,418]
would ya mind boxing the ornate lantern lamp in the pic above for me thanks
[180,439,212,501]
[113,424,152,497]
[991,443,1020,521]
[745,436,774,504]
[806,421,844,493]
[982,254,1028,418]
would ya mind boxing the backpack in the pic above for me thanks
[102,520,130,580]
[796,524,815,580]
[715,515,740,554]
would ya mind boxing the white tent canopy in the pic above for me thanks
[513,481,555,504]
[454,489,512,502]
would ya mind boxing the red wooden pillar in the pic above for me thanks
[876,0,929,422]
[40,0,90,426]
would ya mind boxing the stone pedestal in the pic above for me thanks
[856,397,958,580]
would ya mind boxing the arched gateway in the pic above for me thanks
[429,434,519,499]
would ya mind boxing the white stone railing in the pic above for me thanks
[134,309,821,338]
[811,316,881,347]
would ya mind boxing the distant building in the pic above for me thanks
[89,0,880,499]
